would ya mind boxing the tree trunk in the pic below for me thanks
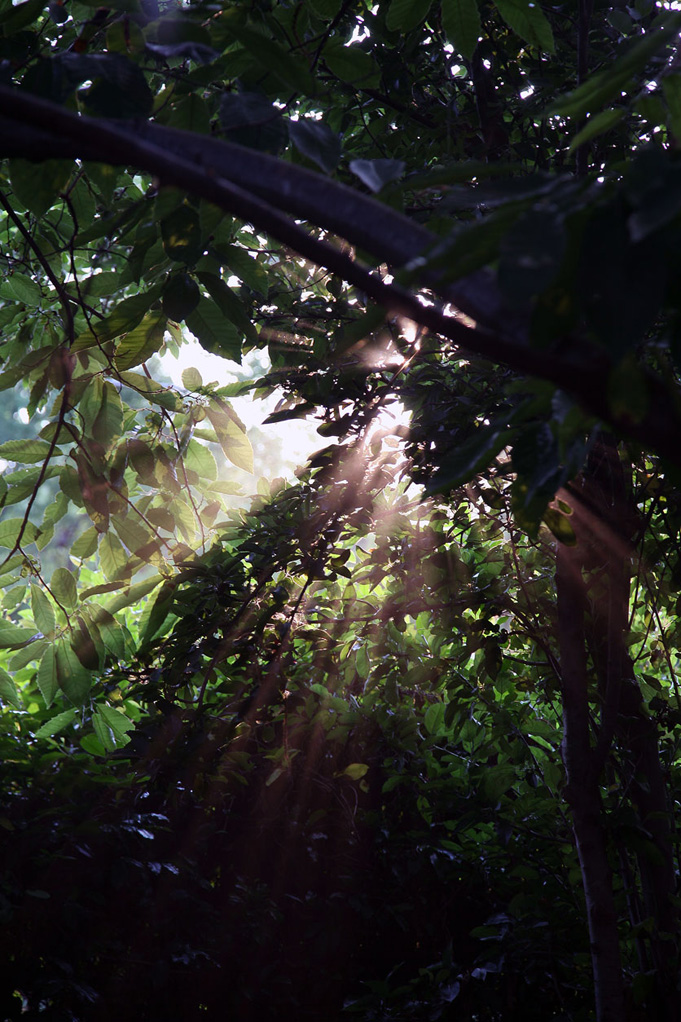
[558,437,679,1021]
[556,540,625,1022]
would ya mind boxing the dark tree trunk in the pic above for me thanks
[556,539,625,1022]
[558,437,679,1021]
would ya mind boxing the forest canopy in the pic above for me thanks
[1,1,681,1020]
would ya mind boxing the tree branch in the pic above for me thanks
[2,86,681,469]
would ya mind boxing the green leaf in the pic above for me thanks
[162,272,201,321]
[9,638,46,672]
[184,439,218,480]
[92,708,117,752]
[480,764,517,802]
[493,0,554,53]
[30,585,56,636]
[387,0,431,32]
[0,275,44,307]
[50,567,78,611]
[0,439,53,464]
[427,428,509,493]
[662,74,681,143]
[36,647,59,708]
[97,703,135,745]
[341,762,369,780]
[186,297,241,361]
[218,245,269,297]
[568,108,625,154]
[548,13,681,118]
[0,518,39,548]
[349,159,406,193]
[323,43,380,87]
[289,119,342,174]
[34,707,77,740]
[139,581,176,645]
[99,532,131,582]
[226,23,316,95]
[161,205,203,265]
[206,401,254,473]
[56,638,92,704]
[181,367,203,390]
[195,271,256,341]
[441,0,481,60]
[113,310,167,371]
[542,507,576,545]
[8,159,73,217]
[102,574,164,614]
[219,92,288,154]
[73,285,164,349]
[0,667,21,709]
[87,604,129,659]
[71,526,99,560]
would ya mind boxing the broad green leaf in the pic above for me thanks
[73,285,163,349]
[113,310,167,371]
[87,604,129,659]
[0,667,21,708]
[102,574,164,614]
[349,159,405,193]
[568,108,625,154]
[542,508,576,545]
[56,638,92,704]
[480,764,518,802]
[99,532,131,581]
[112,513,156,558]
[92,708,117,751]
[218,245,269,297]
[186,297,241,361]
[30,585,56,636]
[0,439,53,464]
[441,0,481,59]
[427,428,509,493]
[0,274,44,307]
[8,159,73,217]
[36,647,59,708]
[226,23,316,95]
[163,272,201,322]
[289,119,342,174]
[50,567,78,611]
[424,702,446,735]
[493,0,554,53]
[324,43,380,88]
[97,704,135,746]
[206,401,254,473]
[0,518,39,548]
[182,367,203,390]
[139,581,176,645]
[195,271,256,341]
[184,439,218,480]
[161,205,203,265]
[662,74,681,143]
[549,13,681,118]
[34,707,77,740]
[341,762,369,780]
[387,0,431,32]
[219,92,288,154]
[9,638,46,672]
[71,526,99,560]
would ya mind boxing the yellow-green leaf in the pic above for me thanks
[50,567,78,610]
[36,647,59,708]
[0,667,21,709]
[30,584,56,636]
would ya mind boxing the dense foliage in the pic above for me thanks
[2,0,681,1019]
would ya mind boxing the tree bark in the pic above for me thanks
[556,539,625,1022]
